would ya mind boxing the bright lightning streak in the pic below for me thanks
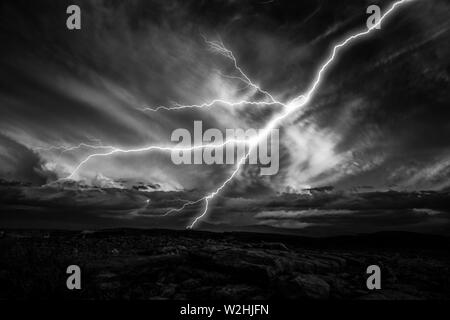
[186,0,416,228]
[141,99,281,112]
[67,138,253,180]
[164,198,205,216]
[67,0,415,228]
[205,39,279,103]
[34,140,113,154]
[214,69,252,88]
[289,0,413,107]
[141,38,281,112]
[59,143,113,154]
[187,149,251,228]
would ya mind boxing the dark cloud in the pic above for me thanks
[0,0,449,232]
[0,134,56,184]
[1,183,449,235]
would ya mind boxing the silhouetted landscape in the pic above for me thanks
[1,229,449,300]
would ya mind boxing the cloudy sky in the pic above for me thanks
[0,0,449,233]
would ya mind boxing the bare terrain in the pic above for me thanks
[0,229,449,300]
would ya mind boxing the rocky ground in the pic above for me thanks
[0,229,449,300]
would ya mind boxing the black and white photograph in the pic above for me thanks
[0,0,449,311]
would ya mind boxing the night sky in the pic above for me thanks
[0,0,449,234]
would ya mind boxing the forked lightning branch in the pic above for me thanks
[63,0,417,228]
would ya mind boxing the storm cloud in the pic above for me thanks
[0,0,449,232]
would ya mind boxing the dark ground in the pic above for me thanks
[0,229,449,300]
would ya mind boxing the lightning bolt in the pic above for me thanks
[66,0,416,228]
[141,99,281,112]
[141,38,282,112]
[163,198,204,216]
[34,139,113,154]
[205,38,279,104]
[67,138,253,180]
